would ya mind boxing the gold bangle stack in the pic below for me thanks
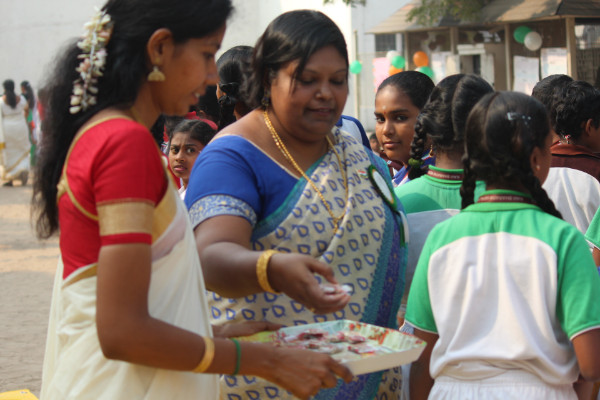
[257,249,280,294]
[192,337,215,373]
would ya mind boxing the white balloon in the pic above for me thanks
[524,31,542,51]
[386,50,401,62]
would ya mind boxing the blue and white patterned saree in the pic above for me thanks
[187,128,407,399]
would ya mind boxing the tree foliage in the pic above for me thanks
[323,0,491,25]
[407,0,489,26]
[323,0,366,6]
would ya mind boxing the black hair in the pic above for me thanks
[33,0,233,239]
[149,114,167,147]
[195,85,220,124]
[553,80,600,141]
[409,74,493,179]
[217,45,253,129]
[460,91,561,218]
[20,81,36,110]
[244,9,348,109]
[168,119,216,147]
[2,79,17,108]
[164,115,185,136]
[531,74,573,132]
[376,70,434,110]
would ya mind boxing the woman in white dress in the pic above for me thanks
[0,79,30,186]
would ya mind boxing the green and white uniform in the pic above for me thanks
[395,166,484,313]
[406,189,600,398]
[395,167,484,400]
[585,208,600,254]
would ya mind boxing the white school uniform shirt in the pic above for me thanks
[542,143,600,237]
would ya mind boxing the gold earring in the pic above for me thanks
[148,65,166,82]
[535,165,541,171]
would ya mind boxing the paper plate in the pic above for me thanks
[238,319,426,375]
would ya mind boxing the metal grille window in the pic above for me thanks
[576,23,600,50]
[575,22,600,87]
[375,33,397,52]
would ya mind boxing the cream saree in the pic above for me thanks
[40,120,218,399]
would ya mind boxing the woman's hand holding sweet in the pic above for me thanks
[194,217,350,312]
[213,321,281,338]
[268,253,351,315]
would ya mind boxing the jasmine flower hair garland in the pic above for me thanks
[69,9,113,114]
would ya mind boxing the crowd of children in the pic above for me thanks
[408,91,600,400]
[368,72,600,400]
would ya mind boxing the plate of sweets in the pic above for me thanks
[237,320,426,375]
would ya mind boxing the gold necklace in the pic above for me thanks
[263,109,348,232]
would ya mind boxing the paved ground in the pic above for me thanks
[0,182,59,397]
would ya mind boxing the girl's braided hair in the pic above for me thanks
[409,74,493,179]
[217,45,253,130]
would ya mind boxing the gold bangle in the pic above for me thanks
[192,337,215,373]
[256,249,280,294]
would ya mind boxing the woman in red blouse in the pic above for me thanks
[32,1,351,399]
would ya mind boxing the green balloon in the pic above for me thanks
[513,25,532,44]
[349,60,362,74]
[417,66,434,79]
[391,55,405,69]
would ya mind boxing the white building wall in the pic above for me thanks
[223,0,409,130]
[0,0,103,91]
[352,0,409,131]
[222,0,355,116]
[1,0,408,131]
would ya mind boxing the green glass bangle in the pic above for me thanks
[231,338,241,375]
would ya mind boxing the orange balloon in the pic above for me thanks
[388,65,403,76]
[413,51,429,67]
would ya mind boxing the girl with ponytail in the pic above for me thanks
[407,91,600,399]
[394,74,492,399]
[216,45,253,129]
[394,74,492,324]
